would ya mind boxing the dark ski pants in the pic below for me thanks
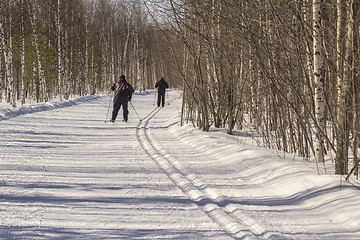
[112,95,129,122]
[157,93,165,107]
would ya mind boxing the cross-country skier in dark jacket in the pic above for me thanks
[155,77,169,107]
[110,75,135,123]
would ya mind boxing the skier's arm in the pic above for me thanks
[128,83,135,93]
[128,84,135,101]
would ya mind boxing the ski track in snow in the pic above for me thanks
[136,100,267,239]
[0,91,233,239]
[1,89,360,239]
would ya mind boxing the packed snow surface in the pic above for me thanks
[1,89,360,239]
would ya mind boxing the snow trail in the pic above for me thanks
[136,103,268,240]
[1,89,360,239]
[0,91,232,239]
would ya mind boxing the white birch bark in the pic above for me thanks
[57,0,64,100]
[344,0,353,175]
[100,27,108,91]
[32,58,37,101]
[123,8,132,75]
[85,5,89,95]
[104,36,109,89]
[69,9,74,97]
[111,26,115,84]
[64,29,69,100]
[29,0,47,102]
[0,15,15,107]
[21,0,26,105]
[303,0,314,111]
[179,0,188,127]
[313,0,325,162]
[8,3,15,107]
[91,47,94,94]
[135,22,140,89]
[342,0,354,174]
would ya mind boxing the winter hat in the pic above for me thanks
[120,75,126,82]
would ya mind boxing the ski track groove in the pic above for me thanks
[135,102,272,240]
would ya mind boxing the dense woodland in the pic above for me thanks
[1,0,360,177]
[0,0,180,104]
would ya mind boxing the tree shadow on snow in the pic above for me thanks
[0,226,226,239]
[216,184,355,211]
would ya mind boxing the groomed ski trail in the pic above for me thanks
[3,89,360,239]
[0,90,238,239]
[136,94,279,240]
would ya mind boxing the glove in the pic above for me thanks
[128,96,132,101]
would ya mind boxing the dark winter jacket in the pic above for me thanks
[155,77,169,95]
[111,75,135,101]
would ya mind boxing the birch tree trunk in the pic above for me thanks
[8,3,15,107]
[84,4,89,95]
[110,26,115,86]
[63,1,70,100]
[335,0,349,174]
[32,58,37,101]
[133,3,142,89]
[343,0,353,175]
[122,6,132,75]
[64,29,69,100]
[313,0,325,162]
[57,0,64,100]
[91,46,95,95]
[0,15,15,107]
[20,0,26,105]
[29,0,47,102]
[180,0,188,127]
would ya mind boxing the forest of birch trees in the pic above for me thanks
[1,0,360,177]
[0,0,179,105]
[158,0,359,177]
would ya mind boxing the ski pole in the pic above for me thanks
[153,91,157,106]
[130,101,142,121]
[105,92,113,123]
[166,90,169,105]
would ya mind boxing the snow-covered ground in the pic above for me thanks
[1,89,360,239]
